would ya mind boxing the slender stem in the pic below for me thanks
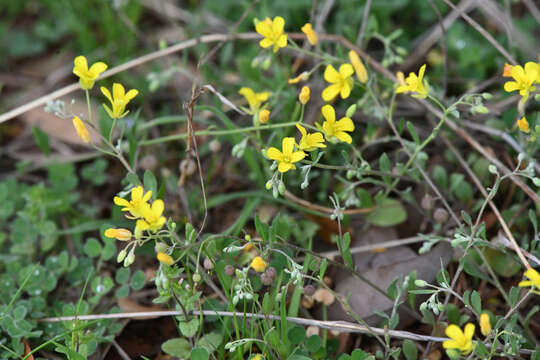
[85,89,93,126]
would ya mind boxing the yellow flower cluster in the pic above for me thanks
[112,186,166,235]
[71,55,139,143]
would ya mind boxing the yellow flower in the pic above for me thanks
[266,137,306,173]
[250,256,267,272]
[301,23,318,45]
[157,252,174,266]
[299,86,310,105]
[72,116,90,143]
[73,55,107,90]
[517,117,530,133]
[348,50,368,83]
[443,323,475,354]
[288,72,309,84]
[259,109,270,124]
[503,62,538,100]
[100,83,139,119]
[322,64,354,101]
[518,268,540,289]
[104,228,132,241]
[251,354,263,360]
[296,124,325,151]
[114,186,152,219]
[239,87,271,114]
[317,105,354,144]
[479,313,491,336]
[396,64,429,99]
[255,16,288,53]
[136,199,166,233]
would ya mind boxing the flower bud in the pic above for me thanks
[345,104,357,118]
[304,284,315,296]
[299,86,310,105]
[124,251,135,267]
[156,252,174,266]
[480,313,491,336]
[278,181,285,195]
[250,256,267,273]
[155,242,169,253]
[259,109,270,124]
[265,180,273,190]
[105,228,132,241]
[192,273,201,283]
[72,116,90,144]
[117,249,127,263]
[414,279,428,287]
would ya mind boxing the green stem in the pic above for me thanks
[85,90,93,126]
[140,121,299,146]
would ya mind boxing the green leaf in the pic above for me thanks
[471,290,482,314]
[306,335,321,352]
[197,332,223,353]
[190,348,209,360]
[319,259,327,279]
[351,349,374,360]
[367,198,407,227]
[32,125,50,156]
[162,338,191,358]
[254,215,269,242]
[407,121,420,145]
[402,340,418,360]
[83,238,102,258]
[130,270,146,290]
[186,222,196,243]
[433,165,448,189]
[288,326,306,345]
[179,317,199,337]
[114,284,130,299]
[143,170,158,199]
[115,268,130,284]
[12,305,27,320]
[341,232,354,269]
[484,248,521,278]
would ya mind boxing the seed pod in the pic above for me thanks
[421,194,434,211]
[179,158,197,176]
[224,265,235,276]
[192,273,201,283]
[304,284,315,296]
[266,266,277,279]
[209,139,221,153]
[434,208,449,223]
[203,257,214,270]
[260,272,273,286]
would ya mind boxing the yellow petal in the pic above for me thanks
[113,83,125,100]
[417,64,427,81]
[336,132,352,144]
[339,64,354,79]
[510,65,525,81]
[104,229,117,238]
[282,137,295,155]
[524,268,540,282]
[291,150,306,162]
[88,61,107,76]
[299,86,310,104]
[157,252,174,265]
[278,162,293,173]
[272,16,285,35]
[518,280,533,287]
[114,196,129,207]
[442,339,460,349]
[276,34,288,49]
[259,38,274,48]
[255,19,273,38]
[322,84,341,102]
[74,56,88,72]
[324,65,340,83]
[296,123,307,136]
[151,199,165,217]
[445,324,464,340]
[101,86,113,104]
[103,104,114,119]
[321,105,335,123]
[336,117,354,132]
[266,147,283,161]
[125,89,139,101]
[463,323,475,340]
[340,80,352,99]
[504,81,520,92]
[480,313,491,336]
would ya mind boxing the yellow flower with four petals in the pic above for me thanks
[255,16,288,53]
[322,64,354,101]
[239,87,271,114]
[266,137,306,173]
[503,62,539,101]
[73,55,107,90]
[136,199,166,233]
[296,124,325,151]
[396,64,429,99]
[317,105,355,144]
[443,323,475,354]
[101,83,139,119]
[114,186,152,219]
